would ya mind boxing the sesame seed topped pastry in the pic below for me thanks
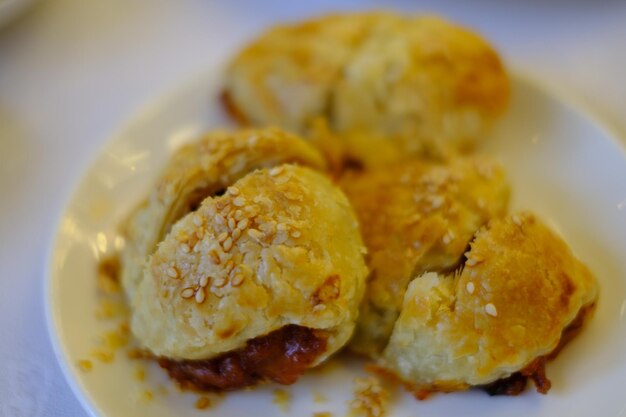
[223,13,509,168]
[119,128,326,299]
[131,164,368,391]
[339,157,509,356]
[376,213,598,398]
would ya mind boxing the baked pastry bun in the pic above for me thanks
[223,13,509,167]
[131,164,368,390]
[339,157,509,356]
[120,128,326,299]
[377,212,598,397]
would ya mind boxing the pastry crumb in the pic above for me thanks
[273,388,291,413]
[97,256,121,294]
[91,348,115,363]
[133,365,146,381]
[313,412,333,417]
[77,359,93,372]
[95,299,128,320]
[103,325,130,350]
[126,347,153,360]
[195,395,212,410]
[348,376,389,417]
[313,391,327,403]
[139,389,154,403]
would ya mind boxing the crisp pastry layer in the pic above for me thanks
[339,157,509,356]
[223,12,509,167]
[119,128,326,299]
[376,213,598,397]
[131,164,368,365]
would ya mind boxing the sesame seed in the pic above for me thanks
[442,234,451,245]
[217,232,228,243]
[477,165,493,179]
[431,196,444,209]
[213,277,227,288]
[290,230,302,238]
[466,258,482,266]
[512,215,522,226]
[258,221,275,233]
[285,192,301,200]
[233,197,246,207]
[180,243,190,253]
[215,214,225,225]
[166,267,179,278]
[466,282,475,294]
[277,223,288,231]
[229,187,240,196]
[192,214,203,227]
[209,250,221,264]
[78,359,93,372]
[225,259,235,273]
[245,205,259,215]
[233,209,244,221]
[223,237,233,251]
[195,288,206,304]
[237,218,249,230]
[181,288,195,299]
[247,229,263,241]
[232,228,242,241]
[485,303,498,317]
[231,274,244,287]
[269,166,283,176]
[228,217,236,230]
[199,276,210,287]
[313,304,326,312]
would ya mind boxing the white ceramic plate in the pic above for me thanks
[46,67,626,417]
[0,0,36,27]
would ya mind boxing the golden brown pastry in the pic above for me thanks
[223,13,509,167]
[376,212,598,397]
[340,157,509,356]
[119,128,326,299]
[131,164,368,390]
[222,14,370,132]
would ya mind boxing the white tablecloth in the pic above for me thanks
[1,1,625,415]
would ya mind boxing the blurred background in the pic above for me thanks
[1,1,625,415]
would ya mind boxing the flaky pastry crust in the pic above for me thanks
[379,212,598,394]
[340,157,509,356]
[223,13,509,167]
[119,128,326,299]
[131,165,368,361]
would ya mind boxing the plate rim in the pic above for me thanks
[43,68,626,417]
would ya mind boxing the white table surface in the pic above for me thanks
[1,1,625,416]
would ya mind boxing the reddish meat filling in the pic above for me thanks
[159,325,327,392]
